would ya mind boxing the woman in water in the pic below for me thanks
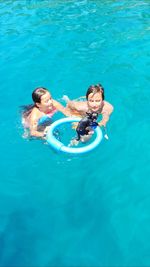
[64,83,113,127]
[22,87,71,138]
[63,83,114,144]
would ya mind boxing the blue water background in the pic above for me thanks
[0,0,150,266]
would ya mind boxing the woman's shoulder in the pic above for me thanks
[102,100,114,113]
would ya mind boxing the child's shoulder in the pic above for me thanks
[29,106,42,121]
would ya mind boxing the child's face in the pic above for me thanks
[39,92,53,111]
[87,92,103,112]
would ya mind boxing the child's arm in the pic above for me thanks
[62,95,87,112]
[98,101,114,127]
[29,112,45,138]
[53,100,73,116]
[68,100,87,112]
[29,120,45,137]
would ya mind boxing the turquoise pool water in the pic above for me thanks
[0,0,150,266]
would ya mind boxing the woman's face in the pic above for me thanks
[87,92,103,112]
[38,92,53,111]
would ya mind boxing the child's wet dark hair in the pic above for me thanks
[86,84,105,100]
[20,87,49,119]
[32,87,48,103]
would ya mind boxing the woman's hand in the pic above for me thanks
[71,122,78,129]
[98,121,106,127]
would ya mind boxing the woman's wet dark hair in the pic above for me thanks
[32,87,48,103]
[86,84,105,100]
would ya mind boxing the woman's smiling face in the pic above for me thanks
[87,92,103,112]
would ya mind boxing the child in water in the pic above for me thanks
[22,87,71,138]
[63,83,114,144]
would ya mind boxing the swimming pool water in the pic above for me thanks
[0,0,150,266]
